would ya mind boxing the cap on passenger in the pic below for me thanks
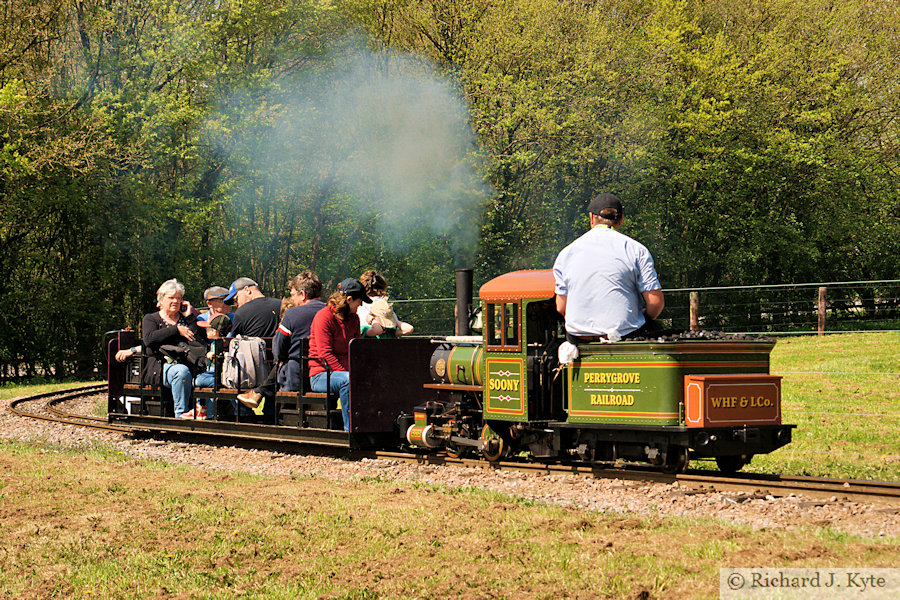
[588,193,623,220]
[338,278,372,304]
[203,286,229,302]
[224,277,258,305]
[207,314,232,337]
[370,298,396,327]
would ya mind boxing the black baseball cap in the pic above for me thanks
[588,193,623,219]
[207,314,232,337]
[338,278,372,303]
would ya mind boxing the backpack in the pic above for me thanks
[221,336,269,389]
[159,341,208,376]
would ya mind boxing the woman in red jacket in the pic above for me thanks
[308,278,374,431]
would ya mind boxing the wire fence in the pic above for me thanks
[392,298,457,337]
[394,280,900,337]
[663,280,900,335]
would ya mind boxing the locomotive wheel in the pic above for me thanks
[446,423,472,458]
[446,441,470,459]
[660,446,689,474]
[480,425,507,462]
[715,454,750,474]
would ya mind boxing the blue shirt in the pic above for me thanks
[553,225,661,337]
[197,310,234,323]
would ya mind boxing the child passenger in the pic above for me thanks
[357,270,414,337]
[361,298,402,338]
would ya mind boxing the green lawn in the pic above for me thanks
[0,440,896,600]
[745,332,900,480]
[0,380,97,403]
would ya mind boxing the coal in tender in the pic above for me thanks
[627,329,775,343]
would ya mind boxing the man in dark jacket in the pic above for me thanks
[225,277,282,337]
[236,271,325,407]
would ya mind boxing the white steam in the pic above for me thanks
[209,41,491,262]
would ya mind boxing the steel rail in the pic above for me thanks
[374,452,900,506]
[46,395,109,423]
[8,384,899,506]
[8,383,132,433]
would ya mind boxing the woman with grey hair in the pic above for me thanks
[141,278,206,418]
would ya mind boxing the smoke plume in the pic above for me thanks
[208,38,492,265]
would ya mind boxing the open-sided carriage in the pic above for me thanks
[107,332,439,448]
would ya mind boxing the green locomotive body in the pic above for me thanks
[405,269,792,472]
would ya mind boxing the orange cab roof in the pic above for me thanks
[479,269,555,301]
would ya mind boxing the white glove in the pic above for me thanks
[558,341,579,364]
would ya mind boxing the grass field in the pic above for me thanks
[0,380,98,403]
[752,332,900,480]
[0,440,897,600]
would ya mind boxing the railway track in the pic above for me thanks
[8,384,900,507]
[380,451,900,506]
[8,383,131,433]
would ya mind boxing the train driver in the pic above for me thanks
[553,193,664,342]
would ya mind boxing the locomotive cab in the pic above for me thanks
[404,270,566,458]
[478,271,565,422]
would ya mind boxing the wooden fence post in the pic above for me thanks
[818,286,826,336]
[690,291,699,331]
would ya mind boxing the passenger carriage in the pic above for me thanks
[107,333,438,448]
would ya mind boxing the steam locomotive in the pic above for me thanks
[108,269,794,473]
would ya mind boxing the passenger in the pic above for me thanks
[196,286,232,326]
[361,298,401,338]
[140,278,206,418]
[193,314,232,390]
[308,278,371,431]
[187,287,234,419]
[193,286,233,388]
[236,270,326,407]
[279,297,293,320]
[553,193,664,343]
[357,270,414,336]
[224,277,281,338]
[228,294,288,411]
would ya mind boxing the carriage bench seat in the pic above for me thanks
[121,336,341,429]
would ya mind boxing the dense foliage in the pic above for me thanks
[1,0,897,377]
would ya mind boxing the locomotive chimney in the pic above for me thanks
[454,268,473,336]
